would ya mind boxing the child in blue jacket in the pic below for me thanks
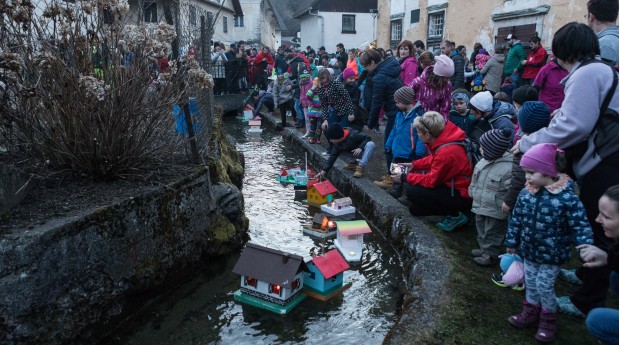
[378,87,427,195]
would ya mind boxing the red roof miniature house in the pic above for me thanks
[304,249,351,301]
[233,243,308,314]
[306,180,337,206]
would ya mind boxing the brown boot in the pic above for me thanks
[353,165,364,178]
[535,309,557,343]
[373,175,393,189]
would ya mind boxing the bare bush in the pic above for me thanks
[0,0,214,181]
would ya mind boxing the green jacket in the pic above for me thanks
[503,41,526,75]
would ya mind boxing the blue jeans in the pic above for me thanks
[511,71,522,89]
[294,99,304,122]
[586,307,619,345]
[358,141,376,167]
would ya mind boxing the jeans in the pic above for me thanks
[358,141,376,167]
[294,99,304,122]
[586,307,619,345]
[511,71,521,89]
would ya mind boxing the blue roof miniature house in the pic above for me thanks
[232,243,309,314]
[303,249,351,301]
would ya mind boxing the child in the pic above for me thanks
[298,70,313,136]
[316,123,375,178]
[409,54,455,120]
[449,89,474,137]
[468,129,513,266]
[469,91,516,143]
[380,87,426,195]
[341,67,365,132]
[510,85,539,143]
[500,76,514,101]
[273,73,295,128]
[244,89,274,119]
[306,78,322,143]
[505,143,593,343]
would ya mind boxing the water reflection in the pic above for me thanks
[115,117,405,345]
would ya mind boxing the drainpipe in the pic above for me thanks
[307,8,324,49]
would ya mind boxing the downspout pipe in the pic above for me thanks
[307,8,324,50]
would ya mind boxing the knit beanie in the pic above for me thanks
[394,87,416,105]
[433,55,455,77]
[470,91,494,112]
[300,69,310,78]
[518,101,550,134]
[325,123,345,140]
[520,143,559,177]
[451,91,470,105]
[512,86,539,106]
[342,68,356,80]
[479,129,511,160]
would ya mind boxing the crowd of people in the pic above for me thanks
[243,1,618,343]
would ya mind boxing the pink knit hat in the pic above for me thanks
[342,68,356,80]
[433,55,455,77]
[520,143,560,177]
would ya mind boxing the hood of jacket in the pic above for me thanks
[492,54,505,63]
[428,120,466,151]
[375,56,401,78]
[510,40,522,48]
[486,100,516,120]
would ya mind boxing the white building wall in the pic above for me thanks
[299,16,322,50]
[320,12,376,51]
[235,0,263,45]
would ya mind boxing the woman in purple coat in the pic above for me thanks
[397,40,419,86]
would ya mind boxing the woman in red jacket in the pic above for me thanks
[521,36,548,85]
[392,111,473,231]
[254,46,274,90]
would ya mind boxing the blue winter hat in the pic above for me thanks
[518,101,550,134]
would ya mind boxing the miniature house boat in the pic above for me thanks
[334,220,372,263]
[321,197,355,217]
[276,166,308,186]
[304,249,352,301]
[248,119,262,133]
[232,243,308,314]
[303,213,337,238]
[306,180,337,207]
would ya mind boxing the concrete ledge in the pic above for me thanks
[260,115,450,342]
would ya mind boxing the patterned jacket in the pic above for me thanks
[505,175,593,265]
[317,77,355,121]
[408,66,453,121]
[306,87,322,118]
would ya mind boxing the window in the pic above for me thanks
[390,19,402,48]
[269,284,282,296]
[103,9,114,24]
[223,16,228,33]
[308,271,316,280]
[189,5,196,26]
[427,11,444,38]
[244,276,257,288]
[207,11,214,25]
[342,14,355,33]
[410,9,420,24]
[234,15,244,27]
[143,1,157,23]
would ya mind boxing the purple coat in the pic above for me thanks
[532,60,568,113]
[400,55,419,86]
[408,66,453,120]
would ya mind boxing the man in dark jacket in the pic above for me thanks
[285,54,305,81]
[335,43,348,71]
[224,44,239,93]
[317,123,376,178]
[274,46,288,74]
[441,40,465,89]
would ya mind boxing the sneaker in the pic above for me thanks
[473,253,498,267]
[308,137,315,144]
[353,166,364,178]
[302,131,311,138]
[559,269,583,286]
[315,138,321,144]
[436,212,468,232]
[556,296,585,317]
[491,273,509,288]
[343,162,358,170]
[471,249,484,257]
[321,149,333,156]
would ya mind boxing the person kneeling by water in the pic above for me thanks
[316,123,375,179]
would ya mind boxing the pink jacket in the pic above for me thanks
[299,79,313,107]
[400,55,419,86]
[408,66,453,120]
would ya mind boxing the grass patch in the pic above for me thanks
[415,219,609,345]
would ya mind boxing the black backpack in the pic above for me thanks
[435,138,482,171]
[565,60,618,173]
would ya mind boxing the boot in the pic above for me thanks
[508,301,541,328]
[353,165,364,178]
[315,130,322,144]
[373,175,393,189]
[535,309,557,343]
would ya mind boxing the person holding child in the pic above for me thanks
[468,129,513,267]
[393,111,473,231]
[377,87,427,194]
[505,143,593,343]
[315,123,376,179]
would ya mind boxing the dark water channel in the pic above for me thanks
[115,117,406,344]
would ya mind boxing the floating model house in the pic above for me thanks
[232,243,309,314]
[276,166,308,186]
[321,197,355,217]
[248,119,262,133]
[306,180,338,206]
[304,249,352,301]
[303,213,337,238]
[334,220,373,263]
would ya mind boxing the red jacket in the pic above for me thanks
[254,52,274,69]
[522,46,548,79]
[406,121,472,199]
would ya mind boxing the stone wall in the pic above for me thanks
[0,167,248,344]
